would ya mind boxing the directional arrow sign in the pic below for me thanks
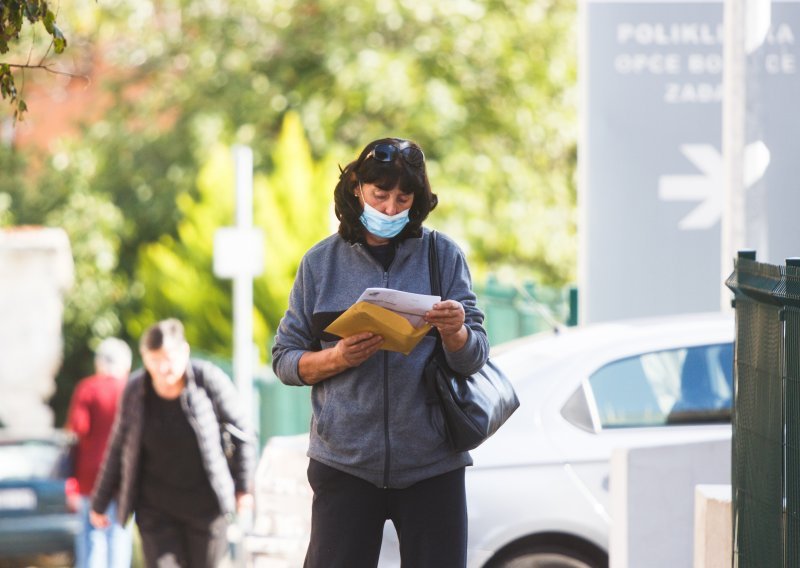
[658,142,770,230]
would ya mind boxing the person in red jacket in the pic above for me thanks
[66,337,133,568]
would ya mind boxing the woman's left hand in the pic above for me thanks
[425,300,466,339]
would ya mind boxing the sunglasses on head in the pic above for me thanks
[366,141,425,168]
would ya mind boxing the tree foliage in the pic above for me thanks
[77,0,577,281]
[1,0,67,119]
[3,0,578,421]
[131,112,336,359]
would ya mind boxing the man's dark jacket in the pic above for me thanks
[91,359,255,523]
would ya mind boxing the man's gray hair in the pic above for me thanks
[94,337,133,378]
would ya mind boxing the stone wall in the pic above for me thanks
[0,227,73,430]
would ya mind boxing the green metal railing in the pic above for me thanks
[725,251,800,566]
[474,277,578,345]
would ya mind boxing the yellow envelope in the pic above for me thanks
[324,302,432,355]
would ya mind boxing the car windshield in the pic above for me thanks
[0,441,64,480]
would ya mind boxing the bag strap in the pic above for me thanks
[194,364,250,446]
[428,230,441,297]
[428,231,444,349]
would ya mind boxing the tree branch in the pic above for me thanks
[1,62,87,82]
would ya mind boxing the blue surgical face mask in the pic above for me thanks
[358,185,411,239]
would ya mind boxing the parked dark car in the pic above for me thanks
[0,430,81,568]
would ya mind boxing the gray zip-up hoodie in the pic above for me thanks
[272,228,489,489]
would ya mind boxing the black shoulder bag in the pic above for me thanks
[424,231,520,452]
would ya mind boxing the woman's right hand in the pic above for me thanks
[299,332,384,384]
[335,332,384,368]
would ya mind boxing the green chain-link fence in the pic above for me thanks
[474,277,578,345]
[725,251,800,566]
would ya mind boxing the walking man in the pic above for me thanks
[91,318,255,567]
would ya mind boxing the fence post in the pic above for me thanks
[567,286,578,327]
[785,257,800,567]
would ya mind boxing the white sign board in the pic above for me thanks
[580,0,800,323]
[213,227,264,279]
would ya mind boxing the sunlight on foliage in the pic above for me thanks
[4,0,579,419]
[132,112,335,361]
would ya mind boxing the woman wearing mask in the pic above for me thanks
[272,138,489,568]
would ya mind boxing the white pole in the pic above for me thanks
[232,145,254,432]
[229,145,255,565]
[722,0,746,312]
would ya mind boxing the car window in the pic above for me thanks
[581,343,733,429]
[0,442,65,480]
[561,385,597,433]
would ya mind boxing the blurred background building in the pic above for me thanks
[0,227,73,429]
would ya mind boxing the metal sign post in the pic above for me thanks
[214,145,264,424]
[212,145,264,565]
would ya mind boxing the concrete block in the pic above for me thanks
[610,437,731,568]
[693,484,731,568]
[249,434,312,566]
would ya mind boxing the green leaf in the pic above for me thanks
[43,9,55,34]
[14,98,28,120]
[23,1,41,23]
[0,71,17,102]
[52,24,66,53]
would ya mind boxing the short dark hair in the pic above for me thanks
[334,138,438,244]
[140,318,185,352]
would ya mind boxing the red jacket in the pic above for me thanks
[66,374,126,496]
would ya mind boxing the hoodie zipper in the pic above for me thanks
[356,243,397,489]
[382,349,391,488]
[380,263,392,488]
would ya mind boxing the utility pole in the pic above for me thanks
[721,0,771,310]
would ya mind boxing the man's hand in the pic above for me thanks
[89,510,110,529]
[236,492,254,513]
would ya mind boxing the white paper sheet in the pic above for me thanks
[356,288,441,328]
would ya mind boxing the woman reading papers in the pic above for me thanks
[272,137,489,568]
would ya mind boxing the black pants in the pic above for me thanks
[136,506,229,568]
[304,459,467,568]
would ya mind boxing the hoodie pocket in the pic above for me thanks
[314,382,333,437]
[391,397,450,469]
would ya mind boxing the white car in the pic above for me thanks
[250,312,734,568]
